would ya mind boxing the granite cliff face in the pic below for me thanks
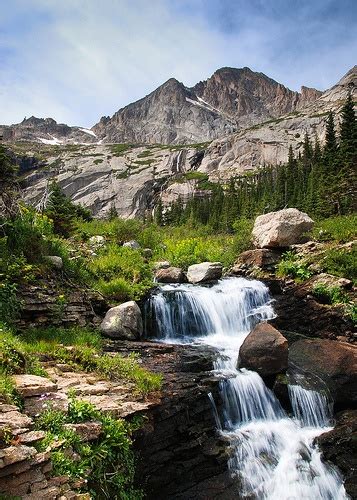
[92,67,321,144]
[200,65,357,179]
[20,143,202,217]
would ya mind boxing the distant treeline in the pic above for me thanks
[157,93,356,229]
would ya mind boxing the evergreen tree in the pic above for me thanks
[45,182,76,237]
[0,146,18,218]
[313,135,322,162]
[154,198,163,225]
[339,91,357,165]
[324,111,338,159]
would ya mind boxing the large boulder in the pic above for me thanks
[252,208,314,248]
[187,262,222,284]
[155,267,186,283]
[238,323,288,377]
[289,339,357,409]
[100,301,143,340]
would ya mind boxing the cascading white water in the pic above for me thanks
[146,277,348,499]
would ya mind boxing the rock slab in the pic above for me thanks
[187,262,222,284]
[13,375,57,397]
[100,301,143,339]
[252,208,314,248]
[238,323,288,377]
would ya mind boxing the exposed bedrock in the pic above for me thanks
[104,340,236,499]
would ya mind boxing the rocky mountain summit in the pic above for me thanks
[201,65,357,179]
[6,65,357,217]
[1,66,322,146]
[93,67,322,144]
[0,116,98,146]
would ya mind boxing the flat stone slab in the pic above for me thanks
[0,445,37,469]
[13,375,57,397]
[0,411,33,431]
[24,392,69,417]
[18,430,46,444]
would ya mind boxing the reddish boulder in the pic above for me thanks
[155,267,186,283]
[238,323,288,377]
[289,339,357,409]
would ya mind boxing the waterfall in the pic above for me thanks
[146,277,348,500]
[289,384,333,428]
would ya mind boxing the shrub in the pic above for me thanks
[232,218,253,255]
[0,281,20,324]
[4,206,53,263]
[312,283,349,304]
[96,277,138,302]
[0,371,19,405]
[35,396,143,498]
[276,251,313,281]
[88,244,153,300]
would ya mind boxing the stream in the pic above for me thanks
[145,277,348,500]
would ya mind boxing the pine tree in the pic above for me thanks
[313,135,322,162]
[302,132,313,165]
[45,182,76,237]
[339,91,356,165]
[324,111,338,158]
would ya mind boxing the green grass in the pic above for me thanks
[22,326,102,349]
[16,326,161,396]
[0,323,46,377]
[137,150,153,158]
[312,215,357,243]
[323,246,357,284]
[312,283,349,304]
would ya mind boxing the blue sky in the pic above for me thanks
[1,0,356,127]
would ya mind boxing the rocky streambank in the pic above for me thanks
[104,340,235,499]
[0,338,232,499]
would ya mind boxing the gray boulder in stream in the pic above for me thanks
[100,301,143,340]
[187,262,222,284]
[238,322,288,377]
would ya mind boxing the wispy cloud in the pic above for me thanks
[1,0,356,127]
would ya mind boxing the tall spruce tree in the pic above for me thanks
[324,111,338,159]
[339,91,356,165]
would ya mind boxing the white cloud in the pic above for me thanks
[0,0,355,127]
